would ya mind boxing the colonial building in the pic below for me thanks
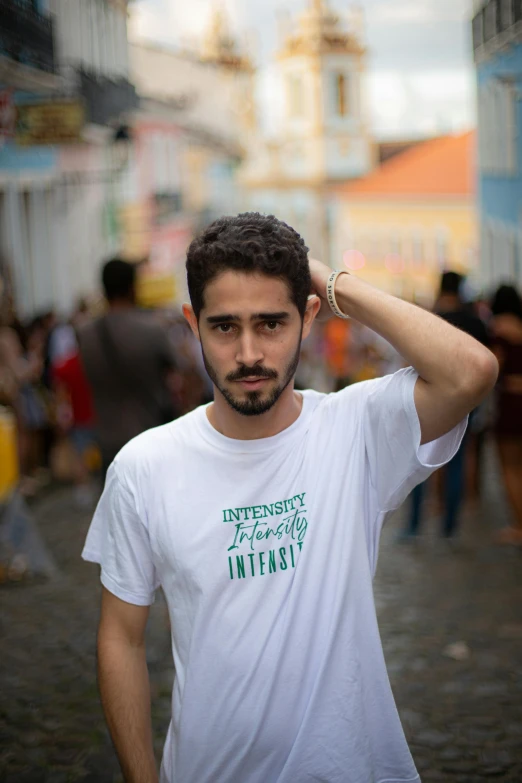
[124,9,254,307]
[0,0,138,318]
[472,0,522,290]
[241,0,374,261]
[332,133,477,304]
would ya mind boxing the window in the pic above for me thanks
[500,0,514,29]
[484,0,499,40]
[332,72,350,118]
[472,11,484,49]
[337,73,346,117]
[368,230,381,261]
[412,230,424,267]
[435,228,449,269]
[478,79,517,175]
[389,231,401,256]
[287,75,305,118]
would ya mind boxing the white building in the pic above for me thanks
[241,0,374,261]
[0,0,137,319]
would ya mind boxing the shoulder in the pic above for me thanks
[114,406,203,485]
[316,368,418,423]
[327,369,414,405]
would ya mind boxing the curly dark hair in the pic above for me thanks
[186,213,311,319]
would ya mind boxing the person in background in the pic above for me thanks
[400,271,490,541]
[490,285,522,544]
[466,294,494,502]
[71,297,92,332]
[323,318,352,391]
[167,315,213,412]
[52,324,97,507]
[16,317,51,495]
[78,258,179,478]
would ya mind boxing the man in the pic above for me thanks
[401,271,490,540]
[79,258,178,477]
[82,214,497,783]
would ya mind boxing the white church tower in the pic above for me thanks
[277,0,372,180]
[242,0,374,260]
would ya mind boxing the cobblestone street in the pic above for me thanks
[1,444,521,783]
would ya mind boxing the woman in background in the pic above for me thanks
[490,285,522,544]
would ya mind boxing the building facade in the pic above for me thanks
[473,0,522,291]
[0,0,138,319]
[332,133,477,304]
[124,17,251,307]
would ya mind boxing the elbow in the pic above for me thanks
[461,348,499,406]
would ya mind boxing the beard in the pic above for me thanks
[201,338,302,417]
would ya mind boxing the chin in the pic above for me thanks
[222,387,281,417]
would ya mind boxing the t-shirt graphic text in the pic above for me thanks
[223,493,308,580]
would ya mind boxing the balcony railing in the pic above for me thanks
[0,0,55,74]
[473,0,522,52]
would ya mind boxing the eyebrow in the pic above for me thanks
[206,312,291,325]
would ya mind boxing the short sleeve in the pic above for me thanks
[81,464,159,605]
[364,367,468,513]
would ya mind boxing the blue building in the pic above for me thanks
[473,0,522,291]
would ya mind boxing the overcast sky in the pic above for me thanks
[129,0,477,139]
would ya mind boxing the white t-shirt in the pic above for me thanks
[82,368,467,783]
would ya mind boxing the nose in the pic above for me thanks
[235,330,264,368]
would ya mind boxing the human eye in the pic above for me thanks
[263,320,282,333]
[214,323,236,334]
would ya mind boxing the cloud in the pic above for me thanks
[368,68,475,137]
[368,0,473,23]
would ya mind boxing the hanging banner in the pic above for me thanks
[15,101,85,146]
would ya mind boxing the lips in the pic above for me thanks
[237,378,270,391]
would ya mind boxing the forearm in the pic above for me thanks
[336,273,494,395]
[97,635,158,783]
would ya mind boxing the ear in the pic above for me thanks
[301,295,321,340]
[182,303,200,341]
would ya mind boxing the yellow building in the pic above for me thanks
[332,132,477,304]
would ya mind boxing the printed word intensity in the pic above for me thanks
[221,493,307,523]
[221,493,309,580]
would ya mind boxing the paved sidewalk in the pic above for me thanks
[1,444,521,782]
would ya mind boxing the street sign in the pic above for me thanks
[15,100,85,146]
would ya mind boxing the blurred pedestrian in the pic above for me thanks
[71,297,91,331]
[401,271,490,541]
[16,317,51,494]
[323,318,352,391]
[52,325,97,507]
[490,285,522,544]
[78,258,179,478]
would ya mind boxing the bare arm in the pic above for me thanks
[310,260,499,444]
[97,587,158,783]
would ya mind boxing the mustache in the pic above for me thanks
[226,366,278,382]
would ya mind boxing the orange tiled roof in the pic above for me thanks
[339,132,475,197]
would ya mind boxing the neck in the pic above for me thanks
[437,294,461,312]
[207,382,303,441]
